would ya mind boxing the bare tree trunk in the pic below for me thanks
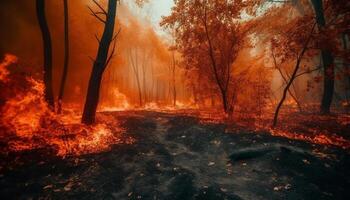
[129,48,143,107]
[150,59,155,102]
[273,23,316,127]
[172,51,177,107]
[141,51,147,104]
[343,34,350,84]
[310,0,335,114]
[57,0,69,114]
[82,0,118,125]
[156,79,159,103]
[36,0,54,109]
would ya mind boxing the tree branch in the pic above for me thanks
[87,6,106,24]
[92,0,108,15]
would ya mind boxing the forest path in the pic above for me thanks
[1,111,349,200]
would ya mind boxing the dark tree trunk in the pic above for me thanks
[272,51,303,112]
[221,90,228,113]
[58,0,69,114]
[82,0,117,125]
[273,24,316,127]
[36,0,54,109]
[203,10,229,114]
[311,0,335,114]
[342,33,350,100]
[320,49,335,113]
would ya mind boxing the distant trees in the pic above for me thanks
[170,51,176,107]
[128,48,143,107]
[82,0,120,125]
[36,0,54,109]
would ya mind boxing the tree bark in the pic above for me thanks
[57,0,69,114]
[310,0,335,114]
[36,0,54,109]
[82,0,118,125]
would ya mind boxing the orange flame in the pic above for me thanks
[0,55,133,157]
[0,54,17,82]
[99,88,131,112]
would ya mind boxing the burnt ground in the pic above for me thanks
[0,111,349,200]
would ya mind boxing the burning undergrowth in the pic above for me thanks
[171,109,350,150]
[0,54,133,157]
[234,111,350,150]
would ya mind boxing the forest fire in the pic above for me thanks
[99,88,131,112]
[0,54,132,157]
[0,0,349,199]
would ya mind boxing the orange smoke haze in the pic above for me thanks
[0,1,190,111]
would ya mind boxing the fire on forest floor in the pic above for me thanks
[1,53,349,160]
[0,54,133,158]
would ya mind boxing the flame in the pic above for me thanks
[0,54,17,82]
[144,102,160,110]
[99,88,131,111]
[0,55,132,157]
[268,129,350,149]
[2,76,51,137]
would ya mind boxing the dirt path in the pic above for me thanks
[1,111,349,200]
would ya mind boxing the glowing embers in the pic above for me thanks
[7,122,131,157]
[0,55,132,157]
[268,128,350,149]
[230,111,350,150]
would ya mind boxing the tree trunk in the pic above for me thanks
[36,0,54,109]
[320,49,335,113]
[172,52,177,107]
[172,69,176,107]
[141,51,147,104]
[273,23,316,127]
[203,8,229,113]
[82,0,117,125]
[220,89,228,113]
[57,0,69,114]
[129,48,143,107]
[273,51,303,112]
[342,33,350,103]
[310,0,335,114]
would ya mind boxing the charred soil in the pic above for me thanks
[1,111,349,200]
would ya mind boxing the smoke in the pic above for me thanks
[0,0,188,110]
